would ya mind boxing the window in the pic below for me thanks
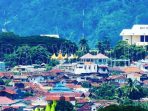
[89,66,91,69]
[140,36,148,42]
[85,66,87,69]
[140,36,144,42]
[99,59,102,62]
[146,36,148,42]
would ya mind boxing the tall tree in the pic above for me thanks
[55,100,74,111]
[78,38,89,56]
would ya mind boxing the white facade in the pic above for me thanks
[74,63,98,74]
[11,65,46,73]
[59,53,109,74]
[120,25,148,46]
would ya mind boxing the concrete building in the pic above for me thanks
[120,24,148,46]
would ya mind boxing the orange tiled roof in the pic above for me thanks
[66,84,82,88]
[122,66,142,73]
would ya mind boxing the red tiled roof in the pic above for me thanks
[0,72,4,77]
[108,75,125,80]
[66,84,82,88]
[46,96,75,101]
[0,88,16,94]
[46,92,82,98]
[24,96,38,101]
[24,82,47,94]
[2,106,19,110]
[77,98,89,103]
[3,72,13,77]
[0,97,15,105]
[49,69,63,73]
[143,80,148,85]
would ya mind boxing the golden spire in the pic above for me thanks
[51,53,57,59]
[57,50,63,60]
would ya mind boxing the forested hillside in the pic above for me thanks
[0,0,148,47]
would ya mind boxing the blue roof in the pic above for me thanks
[49,82,73,93]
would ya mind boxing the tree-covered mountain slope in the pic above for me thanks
[0,0,148,47]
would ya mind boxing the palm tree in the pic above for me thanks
[121,79,142,100]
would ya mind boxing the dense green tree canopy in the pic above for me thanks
[55,100,74,111]
[97,105,148,111]
[113,41,146,61]
[90,83,116,100]
[0,0,148,47]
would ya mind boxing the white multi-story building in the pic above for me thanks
[120,24,148,46]
[59,53,109,74]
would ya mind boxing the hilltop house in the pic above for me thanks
[120,24,148,46]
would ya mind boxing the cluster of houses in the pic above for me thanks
[0,24,147,111]
[0,50,147,111]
